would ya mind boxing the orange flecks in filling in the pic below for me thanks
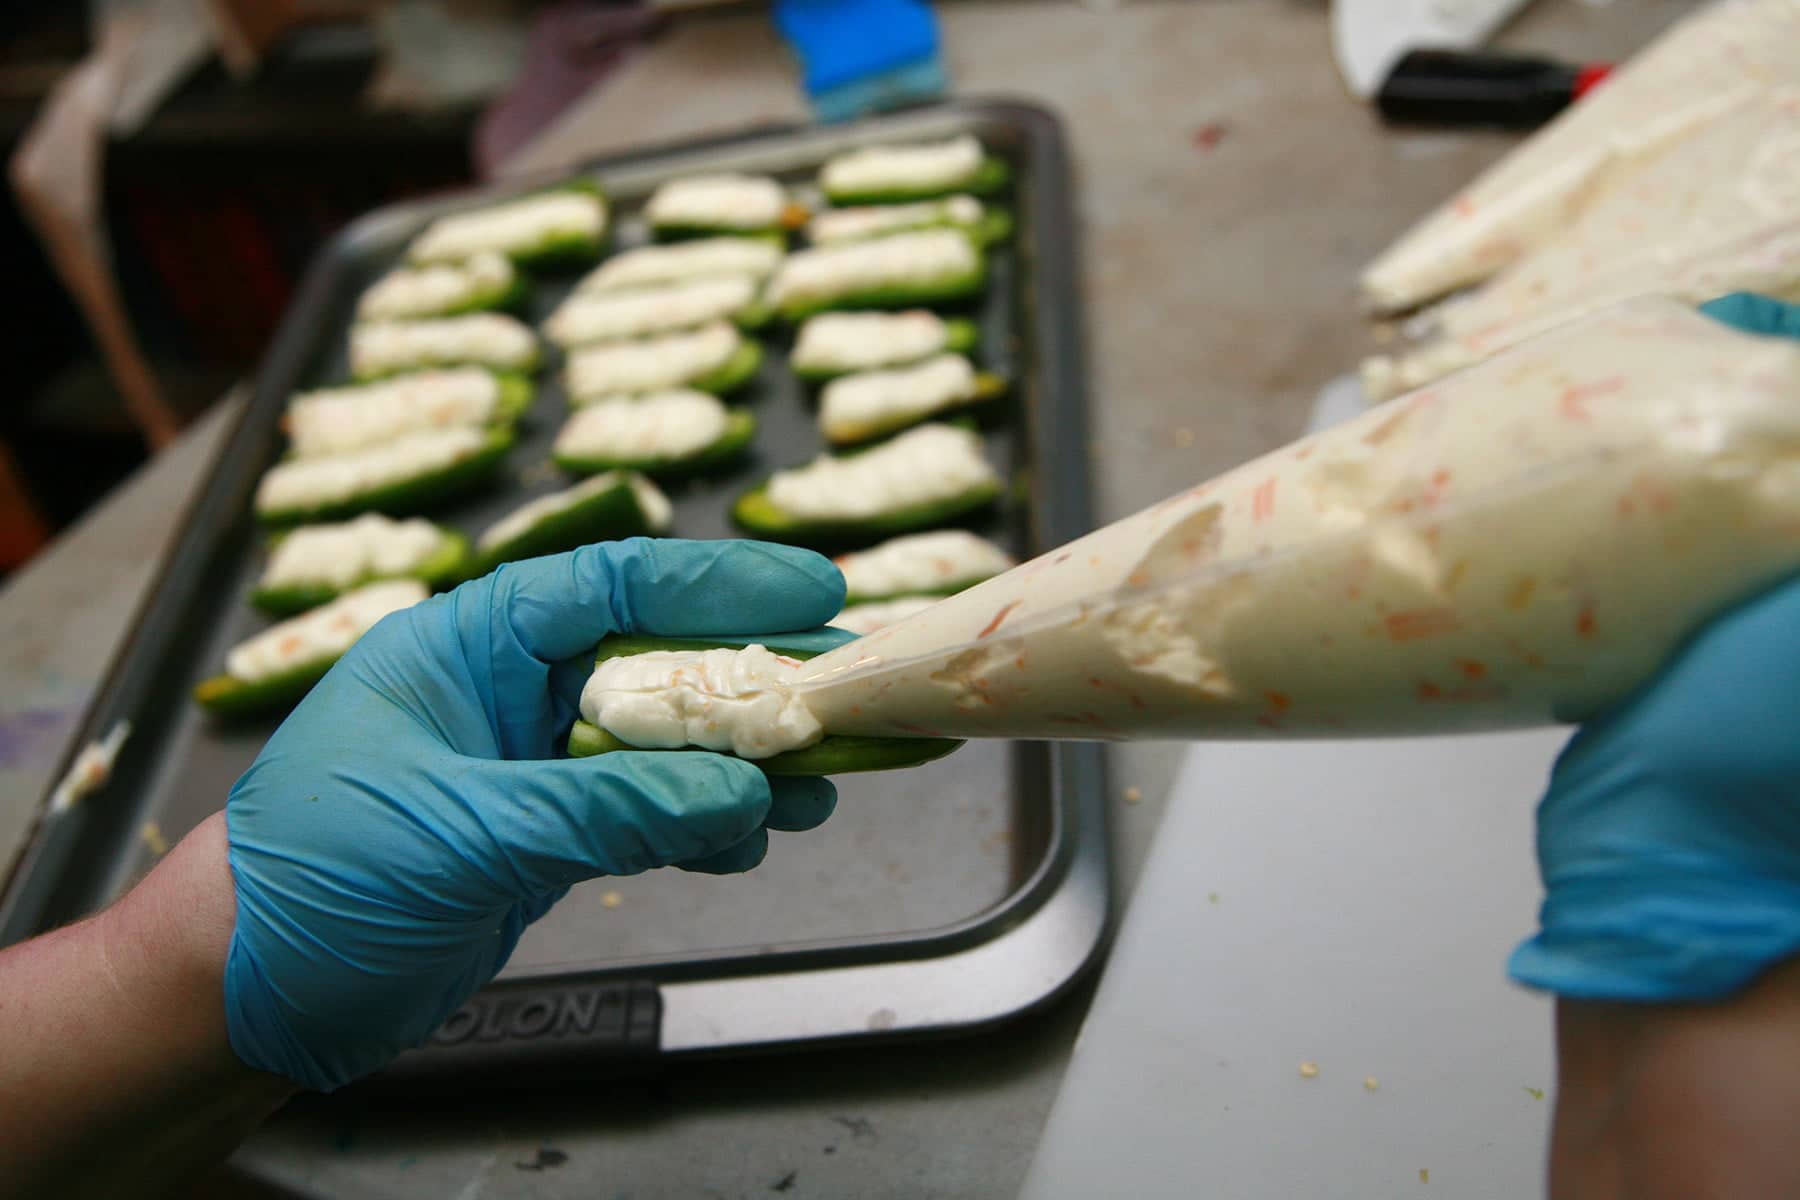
[1445,559,1470,591]
[1251,478,1278,522]
[1384,608,1460,642]
[1264,690,1292,713]
[977,601,1021,639]
[1576,606,1597,638]
[1506,577,1537,612]
[1456,659,1487,681]
[1557,375,1625,424]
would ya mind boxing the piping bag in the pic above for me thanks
[789,298,1800,742]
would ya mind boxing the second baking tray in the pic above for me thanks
[0,99,1107,1075]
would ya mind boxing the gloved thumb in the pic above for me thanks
[463,750,773,896]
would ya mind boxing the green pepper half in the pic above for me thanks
[502,180,611,270]
[731,476,1002,549]
[194,656,339,719]
[258,427,516,527]
[774,258,988,325]
[473,474,668,573]
[566,634,962,774]
[249,528,472,617]
[554,409,756,480]
[791,318,980,385]
[821,156,1011,207]
[824,371,1009,447]
[650,201,809,244]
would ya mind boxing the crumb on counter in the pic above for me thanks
[1525,1086,1545,1100]
[1420,1168,1429,1184]
[1299,1061,1319,1079]
[1364,1076,1379,1092]
[1122,785,1143,805]
[48,720,133,814]
[1173,427,1195,449]
[140,821,169,856]
[601,890,623,909]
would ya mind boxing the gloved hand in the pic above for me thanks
[225,539,850,1091]
[1508,293,1800,1002]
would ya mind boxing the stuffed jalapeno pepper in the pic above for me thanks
[256,427,514,525]
[817,135,1009,206]
[251,515,469,616]
[350,313,540,380]
[355,253,524,323]
[764,229,985,323]
[807,195,1011,248]
[567,635,962,774]
[818,354,1006,445]
[643,174,803,240]
[407,182,607,269]
[834,530,1015,605]
[732,422,1001,546]
[194,580,427,717]
[284,369,531,459]
[552,390,755,478]
[544,275,765,348]
[789,310,979,383]
[473,471,672,571]
[574,236,783,293]
[563,321,761,404]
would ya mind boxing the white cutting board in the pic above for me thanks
[1020,728,1567,1199]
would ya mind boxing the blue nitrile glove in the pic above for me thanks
[1508,293,1800,1002]
[224,539,853,1091]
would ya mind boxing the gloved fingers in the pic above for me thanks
[469,751,772,891]
[548,652,595,724]
[489,539,846,665]
[677,828,770,875]
[1699,292,1800,339]
[765,775,838,832]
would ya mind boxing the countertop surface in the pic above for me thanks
[0,1,1691,1195]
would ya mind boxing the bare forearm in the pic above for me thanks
[1552,957,1800,1200]
[0,813,293,1198]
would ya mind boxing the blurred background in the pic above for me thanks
[0,0,672,576]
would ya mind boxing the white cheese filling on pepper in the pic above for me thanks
[351,314,537,377]
[477,472,671,553]
[791,311,950,373]
[808,195,983,245]
[579,644,823,759]
[821,135,984,196]
[835,530,1015,600]
[832,595,940,636]
[356,253,516,322]
[555,391,730,463]
[645,174,787,231]
[409,190,604,265]
[225,580,427,683]
[765,423,997,521]
[261,515,447,591]
[818,353,979,440]
[564,322,741,401]
[257,427,490,515]
[286,369,502,459]
[545,276,757,347]
[578,237,783,292]
[766,229,978,308]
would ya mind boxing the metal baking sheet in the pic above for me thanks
[0,100,1108,1070]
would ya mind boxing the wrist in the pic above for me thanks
[99,812,293,1099]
